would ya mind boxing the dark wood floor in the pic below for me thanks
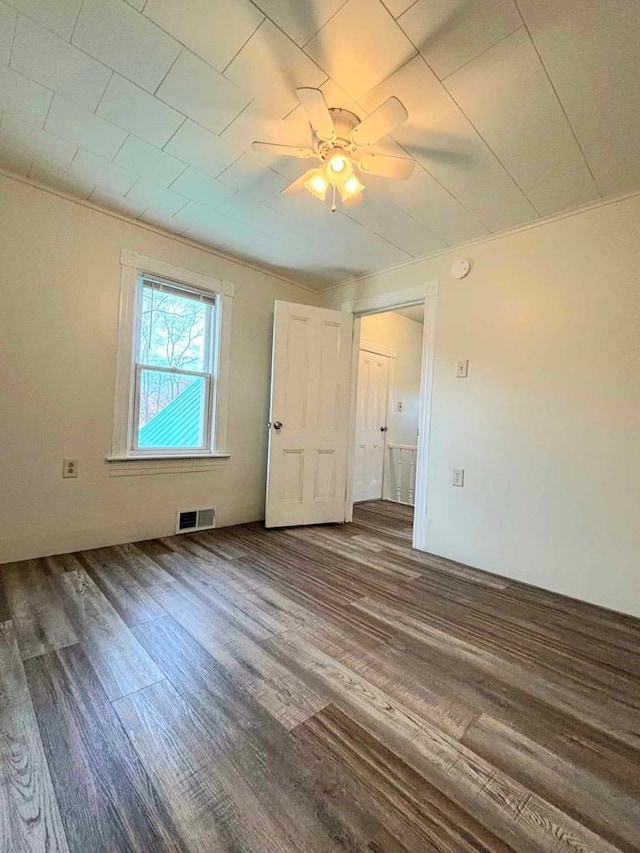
[1,500,639,852]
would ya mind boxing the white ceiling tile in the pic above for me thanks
[250,0,347,47]
[0,135,32,175]
[469,192,538,232]
[398,0,521,80]
[138,208,191,233]
[96,74,184,148]
[170,166,237,208]
[523,167,600,218]
[144,0,263,73]
[68,147,137,195]
[502,138,587,190]
[400,105,506,199]
[445,162,537,221]
[156,49,250,134]
[385,164,486,243]
[89,187,147,218]
[360,54,454,129]
[225,19,326,119]
[114,135,186,183]
[162,119,237,179]
[583,126,640,197]
[381,0,417,18]
[347,199,446,256]
[0,64,52,124]
[516,0,626,57]
[123,0,145,9]
[72,0,180,93]
[305,0,415,100]
[11,16,111,111]
[30,161,95,198]
[45,95,127,160]
[124,177,189,216]
[519,0,640,145]
[220,101,312,183]
[218,153,288,193]
[444,29,584,165]
[0,3,17,65]
[1,112,76,169]
[4,0,82,40]
[216,195,292,239]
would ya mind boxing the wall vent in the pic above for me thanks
[175,507,216,534]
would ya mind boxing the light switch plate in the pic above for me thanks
[452,469,464,487]
[456,360,469,378]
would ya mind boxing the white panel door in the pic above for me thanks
[265,301,353,528]
[353,350,390,503]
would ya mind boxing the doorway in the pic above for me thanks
[352,306,424,534]
[264,281,437,551]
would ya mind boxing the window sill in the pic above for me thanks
[105,453,229,477]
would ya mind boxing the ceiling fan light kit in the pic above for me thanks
[252,88,414,212]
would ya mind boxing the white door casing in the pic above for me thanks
[354,350,390,502]
[265,301,354,528]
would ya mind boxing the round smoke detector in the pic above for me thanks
[450,258,471,279]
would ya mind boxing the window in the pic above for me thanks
[110,251,233,465]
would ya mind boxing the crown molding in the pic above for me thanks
[0,168,316,294]
[320,186,640,295]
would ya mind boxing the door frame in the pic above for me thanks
[341,282,438,551]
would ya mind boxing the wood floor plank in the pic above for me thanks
[462,713,640,851]
[132,615,268,754]
[295,704,514,853]
[406,716,624,853]
[146,578,276,651]
[268,629,430,748]
[0,621,69,853]
[110,542,176,587]
[24,645,188,853]
[355,595,640,750]
[57,569,164,700]
[75,550,166,626]
[0,560,78,660]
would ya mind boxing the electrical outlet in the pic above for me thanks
[456,360,469,378]
[452,468,464,487]
[63,458,78,478]
[397,400,403,412]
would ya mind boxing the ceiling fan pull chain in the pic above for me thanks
[331,184,337,213]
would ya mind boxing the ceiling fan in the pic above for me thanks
[252,88,415,211]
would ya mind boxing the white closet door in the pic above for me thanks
[353,349,390,503]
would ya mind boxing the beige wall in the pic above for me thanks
[0,174,318,563]
[360,311,422,447]
[323,194,640,618]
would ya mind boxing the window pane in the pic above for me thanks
[137,370,208,449]
[140,285,209,371]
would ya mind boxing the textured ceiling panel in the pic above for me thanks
[0,0,638,289]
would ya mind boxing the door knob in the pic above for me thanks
[273,421,283,431]
[380,426,388,432]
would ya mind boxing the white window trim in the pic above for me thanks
[108,250,233,470]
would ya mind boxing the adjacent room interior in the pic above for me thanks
[1,1,639,851]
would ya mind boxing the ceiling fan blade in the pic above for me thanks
[251,141,316,158]
[350,97,408,148]
[358,153,415,180]
[296,87,336,142]
[281,168,317,197]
